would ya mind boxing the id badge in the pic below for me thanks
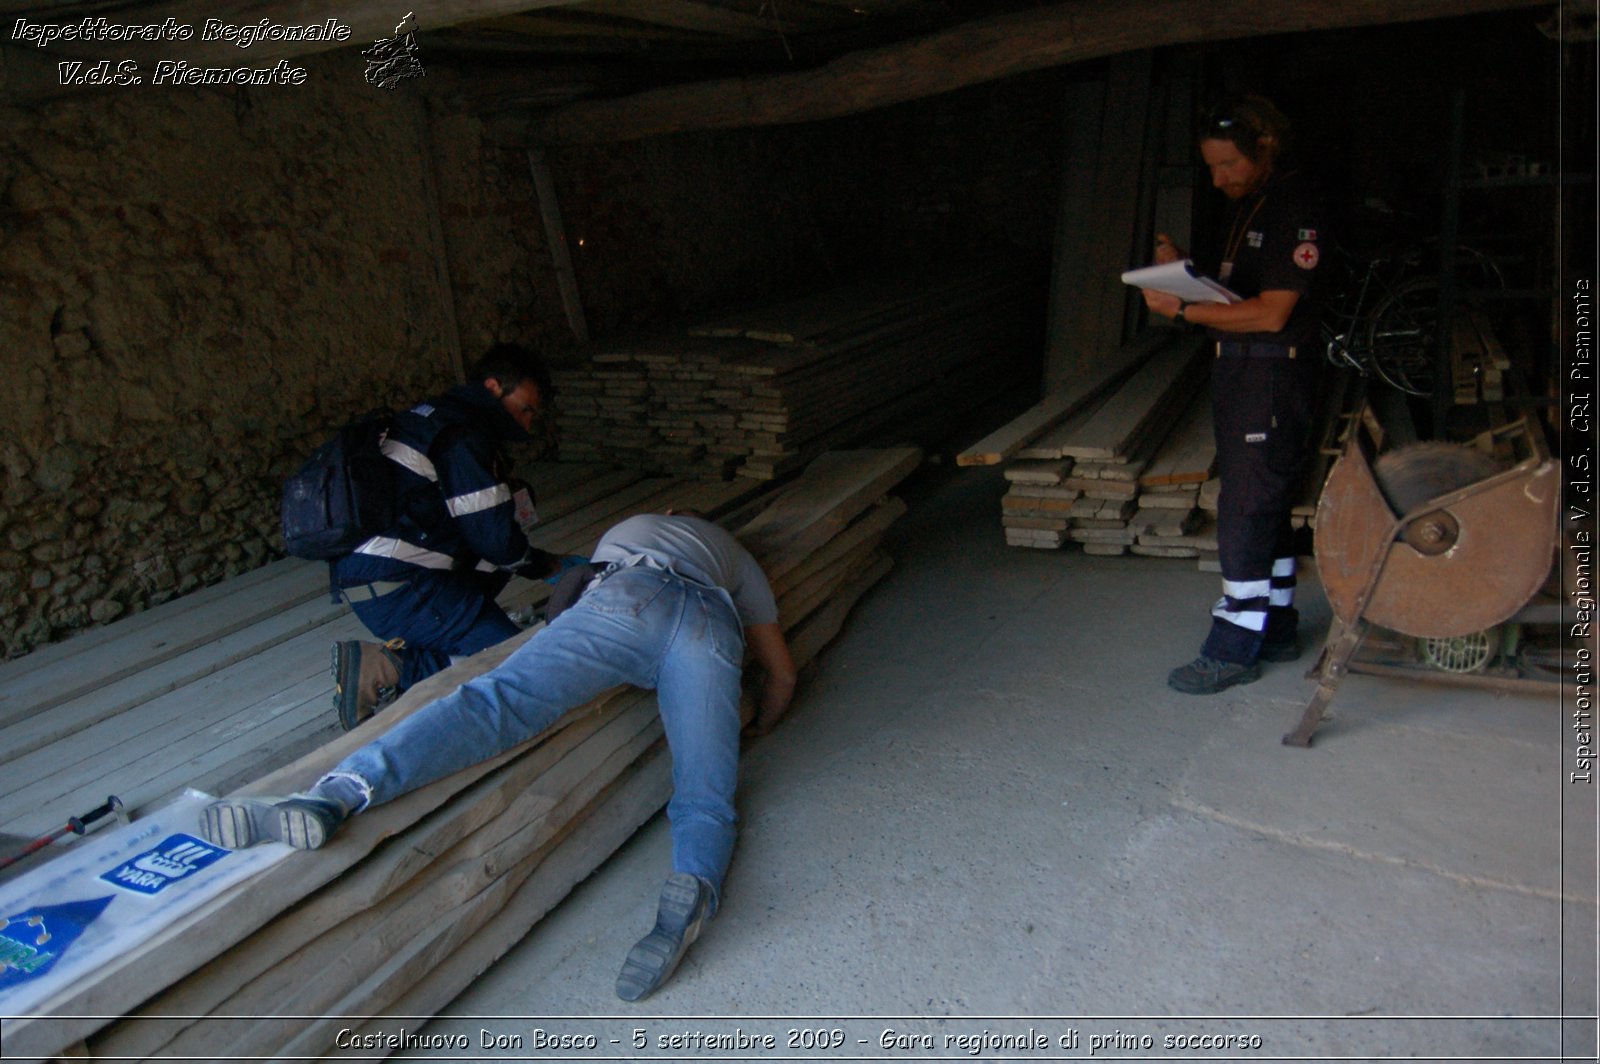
[513,487,538,535]
[1219,261,1234,283]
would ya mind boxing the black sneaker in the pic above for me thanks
[615,873,711,1001]
[1167,655,1262,695]
[1258,634,1302,663]
[199,795,348,851]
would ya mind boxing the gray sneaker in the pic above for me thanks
[615,873,712,1001]
[1167,655,1262,695]
[199,795,348,850]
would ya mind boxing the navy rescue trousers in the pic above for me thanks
[1202,346,1319,664]
[349,570,522,691]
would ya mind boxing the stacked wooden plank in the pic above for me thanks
[0,464,765,853]
[8,449,921,1063]
[989,331,1211,554]
[1129,395,1218,560]
[1448,307,1511,405]
[554,264,1042,480]
[992,344,1356,569]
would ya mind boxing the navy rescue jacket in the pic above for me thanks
[1199,169,1328,349]
[332,382,547,589]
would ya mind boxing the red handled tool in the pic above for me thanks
[0,795,126,872]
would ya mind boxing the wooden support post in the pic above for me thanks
[418,102,467,383]
[1433,87,1467,436]
[527,148,591,343]
[1088,51,1153,366]
[1152,51,1199,259]
[1126,52,1170,342]
[1044,76,1106,388]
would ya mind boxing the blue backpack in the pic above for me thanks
[280,410,396,561]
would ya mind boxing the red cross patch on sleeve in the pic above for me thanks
[1293,242,1320,270]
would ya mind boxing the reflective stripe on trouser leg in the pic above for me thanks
[1203,577,1270,664]
[1206,355,1314,665]
[1265,555,1300,643]
[1269,555,1296,607]
[1211,577,1271,632]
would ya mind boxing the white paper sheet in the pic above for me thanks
[1121,259,1241,304]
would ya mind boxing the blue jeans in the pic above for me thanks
[327,565,746,907]
[347,570,521,690]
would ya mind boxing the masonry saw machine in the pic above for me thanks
[1284,409,1561,746]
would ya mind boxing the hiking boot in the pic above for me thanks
[332,639,402,731]
[199,795,348,851]
[1258,634,1302,663]
[1167,655,1262,695]
[615,873,712,1002]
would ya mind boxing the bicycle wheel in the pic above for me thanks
[1364,277,1442,396]
[1321,319,1368,373]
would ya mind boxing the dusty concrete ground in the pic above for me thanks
[400,460,1597,1063]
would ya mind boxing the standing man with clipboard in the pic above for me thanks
[1141,96,1328,695]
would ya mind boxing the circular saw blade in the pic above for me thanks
[1372,442,1505,516]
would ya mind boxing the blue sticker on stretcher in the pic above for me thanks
[99,834,226,895]
[0,896,113,991]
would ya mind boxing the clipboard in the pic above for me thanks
[1121,260,1241,304]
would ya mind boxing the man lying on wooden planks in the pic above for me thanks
[198,510,798,1002]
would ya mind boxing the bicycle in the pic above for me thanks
[1321,239,1505,397]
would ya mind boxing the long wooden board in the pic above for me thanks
[1139,391,1215,487]
[736,449,920,578]
[957,328,1178,465]
[1053,333,1207,459]
[10,451,918,1062]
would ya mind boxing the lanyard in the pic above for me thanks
[1220,194,1268,282]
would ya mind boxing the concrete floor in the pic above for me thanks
[400,461,1596,1062]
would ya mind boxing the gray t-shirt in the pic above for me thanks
[592,514,779,627]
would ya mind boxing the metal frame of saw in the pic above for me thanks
[1283,409,1560,747]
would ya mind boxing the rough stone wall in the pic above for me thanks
[0,53,463,657]
[0,58,1061,659]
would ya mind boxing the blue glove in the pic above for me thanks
[544,554,591,585]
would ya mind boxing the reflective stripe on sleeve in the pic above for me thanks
[447,484,512,518]
[382,440,438,481]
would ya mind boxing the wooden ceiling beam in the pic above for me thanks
[578,0,814,37]
[446,11,715,42]
[530,0,1550,143]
